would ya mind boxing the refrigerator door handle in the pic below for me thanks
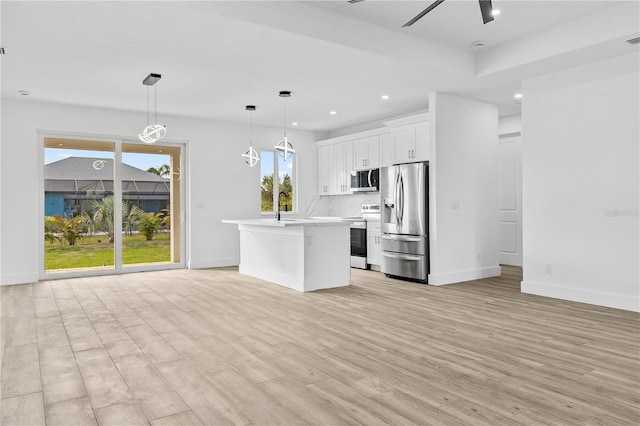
[394,171,401,228]
[381,234,423,242]
[382,252,421,261]
[398,173,405,224]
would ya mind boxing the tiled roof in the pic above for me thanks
[45,157,169,182]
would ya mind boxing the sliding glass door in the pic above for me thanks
[42,135,184,278]
[122,143,181,267]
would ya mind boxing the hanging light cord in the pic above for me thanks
[154,84,158,125]
[146,85,150,126]
[282,96,287,139]
[249,109,253,146]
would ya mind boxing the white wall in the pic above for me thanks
[428,93,501,285]
[521,54,639,312]
[0,99,326,284]
[499,115,522,136]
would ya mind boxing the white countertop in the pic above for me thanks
[222,217,350,227]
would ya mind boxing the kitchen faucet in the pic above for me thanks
[276,191,289,221]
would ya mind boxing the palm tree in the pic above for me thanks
[89,196,144,242]
[261,174,274,212]
[147,164,170,177]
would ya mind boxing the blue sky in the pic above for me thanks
[260,150,293,181]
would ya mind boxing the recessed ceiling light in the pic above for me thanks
[472,40,487,48]
[514,93,523,99]
[381,95,390,100]
[291,122,298,126]
[58,144,63,147]
[329,111,337,115]
[18,90,30,96]
[492,9,501,16]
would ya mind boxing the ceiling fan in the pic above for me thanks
[348,0,495,27]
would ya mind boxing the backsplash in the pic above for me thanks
[309,193,382,217]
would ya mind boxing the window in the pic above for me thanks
[260,150,295,213]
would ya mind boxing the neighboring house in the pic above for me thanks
[44,157,170,217]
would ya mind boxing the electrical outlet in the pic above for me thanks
[544,264,553,275]
[451,200,460,210]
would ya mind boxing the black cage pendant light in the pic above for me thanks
[241,105,260,167]
[274,91,295,159]
[139,73,167,144]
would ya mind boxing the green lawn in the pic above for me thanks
[45,233,171,271]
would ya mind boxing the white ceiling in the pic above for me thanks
[307,1,616,51]
[1,1,638,133]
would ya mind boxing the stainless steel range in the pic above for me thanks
[350,203,381,269]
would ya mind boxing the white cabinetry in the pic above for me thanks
[393,122,430,164]
[334,141,353,194]
[317,141,352,195]
[380,133,394,167]
[353,136,380,170]
[318,144,334,195]
[367,220,382,267]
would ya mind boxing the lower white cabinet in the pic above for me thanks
[367,221,382,266]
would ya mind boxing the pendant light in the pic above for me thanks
[274,90,295,159]
[241,105,260,167]
[139,73,166,144]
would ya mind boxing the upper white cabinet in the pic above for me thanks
[353,136,380,170]
[334,141,353,195]
[318,144,334,195]
[392,122,430,164]
[317,140,352,195]
[317,113,429,195]
[385,112,430,165]
[380,133,394,168]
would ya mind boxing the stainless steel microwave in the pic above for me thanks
[350,168,379,192]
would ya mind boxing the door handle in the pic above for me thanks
[381,234,423,242]
[382,252,421,261]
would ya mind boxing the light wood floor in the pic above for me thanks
[1,266,639,425]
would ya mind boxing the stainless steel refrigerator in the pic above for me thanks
[380,162,429,282]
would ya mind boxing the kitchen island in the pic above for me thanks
[222,218,351,292]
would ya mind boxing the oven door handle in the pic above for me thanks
[382,252,421,261]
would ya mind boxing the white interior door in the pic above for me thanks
[498,136,522,266]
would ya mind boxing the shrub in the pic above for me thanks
[138,212,164,241]
[44,216,60,244]
[54,215,87,246]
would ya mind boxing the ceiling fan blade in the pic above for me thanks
[479,0,495,24]
[403,0,446,27]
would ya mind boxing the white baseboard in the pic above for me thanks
[0,272,39,286]
[188,257,239,270]
[521,280,640,312]
[428,266,502,286]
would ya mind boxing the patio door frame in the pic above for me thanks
[38,129,188,280]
